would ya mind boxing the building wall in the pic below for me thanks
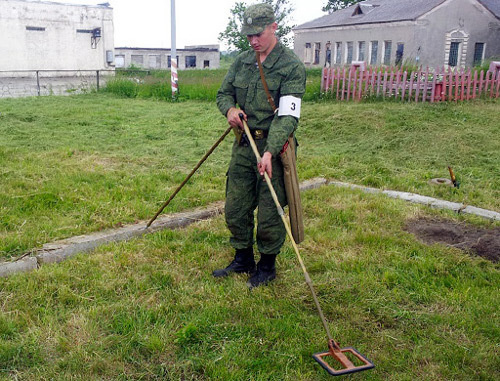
[0,0,114,72]
[293,0,500,69]
[416,0,500,68]
[114,46,220,70]
[294,21,417,68]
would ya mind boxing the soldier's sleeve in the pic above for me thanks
[216,59,239,117]
[264,61,306,156]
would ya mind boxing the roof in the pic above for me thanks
[294,0,448,30]
[8,0,112,8]
[115,47,219,53]
[479,0,500,19]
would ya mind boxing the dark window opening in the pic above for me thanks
[358,41,366,61]
[204,60,210,68]
[395,43,404,65]
[314,43,321,65]
[168,55,179,68]
[370,41,378,65]
[325,42,331,66]
[335,42,342,64]
[352,6,363,16]
[473,43,484,66]
[185,56,196,68]
[384,41,392,65]
[346,42,353,64]
[448,42,460,67]
[26,26,45,31]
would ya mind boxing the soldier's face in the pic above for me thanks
[247,23,278,55]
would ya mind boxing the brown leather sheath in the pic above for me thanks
[256,52,305,244]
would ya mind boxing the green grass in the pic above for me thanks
[0,187,498,379]
[109,68,323,102]
[0,91,498,379]
[0,94,498,261]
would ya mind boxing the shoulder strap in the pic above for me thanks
[256,51,277,112]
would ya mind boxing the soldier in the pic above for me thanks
[214,3,306,288]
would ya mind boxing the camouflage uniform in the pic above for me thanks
[216,43,306,255]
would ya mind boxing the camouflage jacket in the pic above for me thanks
[216,42,306,156]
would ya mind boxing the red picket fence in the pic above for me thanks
[321,66,500,103]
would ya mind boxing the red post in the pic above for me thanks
[430,68,437,103]
[341,67,347,101]
[336,68,341,99]
[466,68,472,100]
[415,69,421,103]
[478,70,484,98]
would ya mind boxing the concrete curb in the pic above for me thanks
[1,177,497,278]
[0,257,38,277]
[36,202,225,265]
[328,180,500,221]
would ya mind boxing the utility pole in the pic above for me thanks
[171,0,178,99]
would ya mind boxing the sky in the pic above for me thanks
[47,0,328,50]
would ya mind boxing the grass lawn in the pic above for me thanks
[0,94,498,260]
[0,187,498,379]
[0,92,498,379]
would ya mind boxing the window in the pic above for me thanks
[149,55,160,69]
[346,41,353,64]
[383,41,392,65]
[185,56,196,68]
[370,41,378,65]
[395,43,404,65]
[115,55,125,68]
[473,43,485,66]
[358,41,366,61]
[325,42,331,66]
[305,43,312,63]
[448,41,460,67]
[335,42,342,64]
[204,60,210,68]
[314,43,321,65]
[26,26,45,31]
[167,55,179,68]
[131,55,144,66]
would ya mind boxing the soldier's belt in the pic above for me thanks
[247,129,268,140]
[240,129,268,146]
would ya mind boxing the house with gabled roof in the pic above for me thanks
[293,0,500,69]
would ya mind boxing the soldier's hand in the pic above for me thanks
[227,107,246,130]
[258,152,273,179]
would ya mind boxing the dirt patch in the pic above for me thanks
[405,218,500,263]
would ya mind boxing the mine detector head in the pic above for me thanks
[313,339,375,376]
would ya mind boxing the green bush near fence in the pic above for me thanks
[106,68,323,102]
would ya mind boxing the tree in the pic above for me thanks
[322,0,363,13]
[219,0,294,53]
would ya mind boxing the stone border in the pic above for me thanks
[1,177,498,278]
[328,181,500,221]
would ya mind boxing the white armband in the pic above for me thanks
[278,95,301,119]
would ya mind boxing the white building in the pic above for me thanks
[0,0,114,73]
[114,45,221,70]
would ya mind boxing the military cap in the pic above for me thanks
[241,3,276,35]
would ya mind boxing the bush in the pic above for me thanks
[105,79,138,98]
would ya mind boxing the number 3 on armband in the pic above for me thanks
[278,95,301,118]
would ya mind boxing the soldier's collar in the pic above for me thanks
[243,42,283,68]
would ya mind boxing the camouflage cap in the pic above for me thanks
[241,4,276,35]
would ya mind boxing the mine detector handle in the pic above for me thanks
[146,126,233,228]
[237,113,333,341]
[239,114,375,377]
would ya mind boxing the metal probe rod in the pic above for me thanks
[240,115,332,341]
[146,126,233,228]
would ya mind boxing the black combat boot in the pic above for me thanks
[212,247,256,278]
[247,254,277,289]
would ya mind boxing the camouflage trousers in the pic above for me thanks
[225,138,287,255]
